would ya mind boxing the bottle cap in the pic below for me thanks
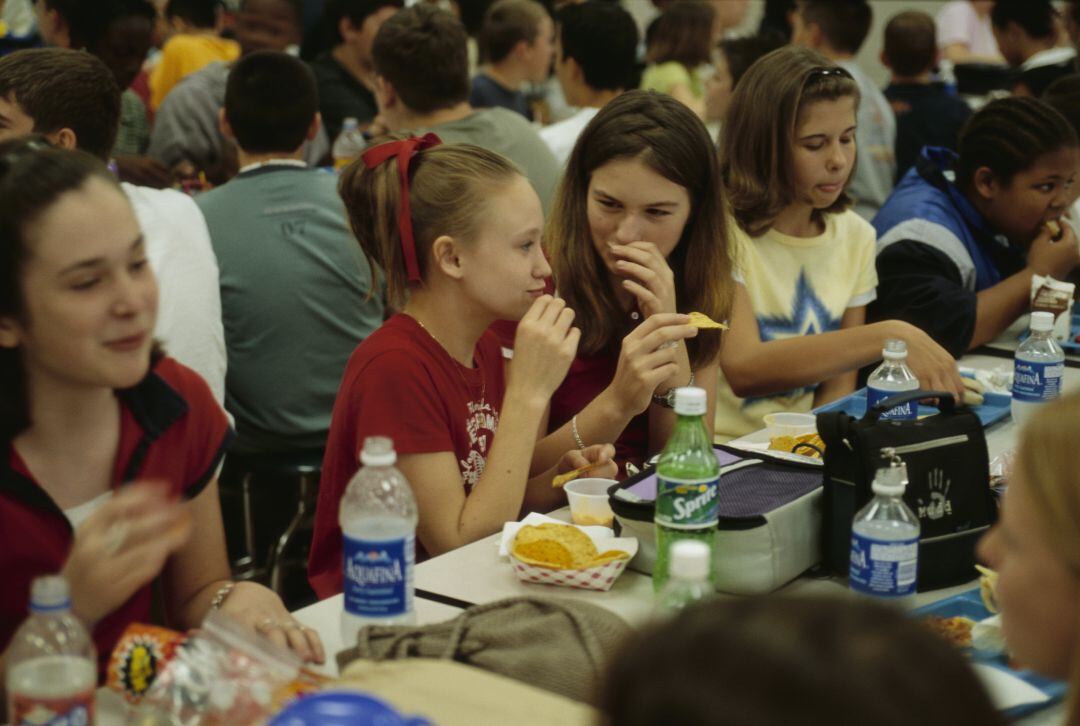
[669,540,711,580]
[29,575,70,612]
[342,117,359,131]
[673,387,707,416]
[1030,311,1055,332]
[882,338,908,360]
[872,460,908,497]
[360,436,397,467]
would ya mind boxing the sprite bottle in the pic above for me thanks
[653,387,719,592]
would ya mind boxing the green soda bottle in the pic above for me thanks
[653,387,720,592]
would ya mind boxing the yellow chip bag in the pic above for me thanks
[687,312,728,330]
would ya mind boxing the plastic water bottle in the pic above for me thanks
[849,450,920,603]
[6,576,96,726]
[653,387,719,593]
[1012,311,1065,428]
[866,339,919,420]
[332,117,366,170]
[340,437,418,645]
[655,540,713,614]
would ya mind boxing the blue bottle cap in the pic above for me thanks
[269,691,431,726]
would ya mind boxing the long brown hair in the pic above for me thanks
[0,139,125,441]
[338,140,520,309]
[548,90,733,367]
[1016,392,1080,723]
[721,46,860,237]
[645,0,715,69]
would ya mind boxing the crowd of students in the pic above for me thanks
[1,0,1079,721]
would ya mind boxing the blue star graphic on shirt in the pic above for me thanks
[742,270,842,408]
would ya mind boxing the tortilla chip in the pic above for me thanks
[512,540,575,569]
[588,550,630,567]
[687,312,728,330]
[512,523,599,568]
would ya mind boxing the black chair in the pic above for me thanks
[220,450,323,597]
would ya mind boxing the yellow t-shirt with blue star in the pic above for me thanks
[714,210,878,441]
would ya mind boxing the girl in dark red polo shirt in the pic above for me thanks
[308,138,616,595]
[533,91,734,476]
[0,140,323,676]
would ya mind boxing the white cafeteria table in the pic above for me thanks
[288,353,1074,723]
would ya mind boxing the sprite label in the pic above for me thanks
[655,475,720,530]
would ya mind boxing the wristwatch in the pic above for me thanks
[652,372,695,408]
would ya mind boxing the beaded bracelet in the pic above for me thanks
[210,581,236,610]
[572,415,586,450]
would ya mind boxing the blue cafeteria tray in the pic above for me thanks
[913,588,1067,719]
[812,387,1011,428]
[1018,311,1080,353]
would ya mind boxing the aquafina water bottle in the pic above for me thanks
[6,576,96,726]
[866,339,919,420]
[849,450,920,604]
[340,436,418,645]
[1012,311,1065,428]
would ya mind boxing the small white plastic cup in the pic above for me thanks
[763,412,817,438]
[563,478,617,527]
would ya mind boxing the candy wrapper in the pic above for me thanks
[133,610,327,725]
[108,624,187,703]
[1030,274,1075,342]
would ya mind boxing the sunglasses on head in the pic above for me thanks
[806,66,853,82]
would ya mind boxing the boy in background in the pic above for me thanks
[542,1,637,166]
[882,11,972,181]
[149,0,329,184]
[150,0,240,110]
[470,0,553,121]
[991,0,1075,97]
[197,50,383,457]
[309,0,401,142]
[373,4,559,208]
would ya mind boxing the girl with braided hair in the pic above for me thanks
[870,96,1080,356]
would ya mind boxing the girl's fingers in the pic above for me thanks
[641,324,697,352]
[622,279,660,308]
[611,241,664,265]
[303,627,326,665]
[265,628,290,653]
[283,623,315,662]
[553,306,576,336]
[616,260,660,286]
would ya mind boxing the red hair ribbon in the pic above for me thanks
[361,132,443,283]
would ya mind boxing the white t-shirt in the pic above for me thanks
[936,1,1002,59]
[1020,46,1077,71]
[123,183,226,404]
[539,107,599,167]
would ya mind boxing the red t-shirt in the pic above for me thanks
[0,357,232,676]
[308,314,508,599]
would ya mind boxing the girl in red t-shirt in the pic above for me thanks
[308,137,615,587]
[534,91,733,475]
[0,140,323,671]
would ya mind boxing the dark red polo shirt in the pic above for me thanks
[0,357,232,675]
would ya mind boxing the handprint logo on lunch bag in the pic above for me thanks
[917,469,953,520]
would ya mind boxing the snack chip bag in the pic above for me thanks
[107,623,186,703]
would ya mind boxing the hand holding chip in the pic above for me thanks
[610,313,698,416]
